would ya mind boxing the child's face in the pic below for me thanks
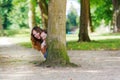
[41,32,47,40]
[32,30,41,39]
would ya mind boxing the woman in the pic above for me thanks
[31,26,47,58]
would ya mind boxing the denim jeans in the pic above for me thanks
[44,51,48,58]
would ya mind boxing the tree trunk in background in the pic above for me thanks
[112,0,120,32]
[88,1,94,33]
[0,16,3,30]
[38,0,48,30]
[28,0,36,30]
[78,0,90,42]
[45,0,70,66]
[88,2,94,33]
[0,16,4,36]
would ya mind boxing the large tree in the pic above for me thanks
[44,0,70,66]
[78,0,90,42]
[112,0,120,32]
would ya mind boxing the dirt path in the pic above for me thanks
[0,37,120,80]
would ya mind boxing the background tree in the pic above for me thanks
[0,15,4,36]
[38,0,48,30]
[0,1,3,30]
[0,16,3,30]
[28,0,36,29]
[78,0,93,33]
[78,0,90,42]
[88,1,93,32]
[78,0,113,33]
[45,0,70,66]
[112,0,120,32]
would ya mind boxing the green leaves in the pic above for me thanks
[91,0,112,28]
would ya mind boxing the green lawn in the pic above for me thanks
[67,39,120,50]
[66,32,120,50]
[1,29,120,50]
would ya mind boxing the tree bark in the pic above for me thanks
[44,0,70,66]
[38,0,48,30]
[88,2,94,32]
[28,0,36,30]
[0,16,3,30]
[78,0,90,42]
[112,0,120,32]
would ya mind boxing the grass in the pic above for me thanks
[20,42,32,48]
[67,39,120,50]
[19,33,120,50]
[0,28,30,37]
[1,29,120,50]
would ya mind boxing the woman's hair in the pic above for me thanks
[31,26,43,51]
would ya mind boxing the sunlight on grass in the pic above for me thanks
[66,33,120,41]
[66,33,120,50]
[1,29,120,50]
[19,33,120,50]
[20,42,32,48]
[67,39,120,50]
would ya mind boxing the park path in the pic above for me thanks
[0,37,120,80]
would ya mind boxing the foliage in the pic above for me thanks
[0,0,12,29]
[1,0,113,31]
[77,0,80,2]
[35,7,42,27]
[78,0,113,29]
[7,0,29,29]
[0,0,42,29]
[91,0,113,28]
[66,6,79,33]
[0,28,30,36]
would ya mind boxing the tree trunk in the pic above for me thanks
[112,0,120,32]
[117,10,120,32]
[88,2,94,32]
[44,0,70,66]
[28,0,36,30]
[0,16,5,36]
[38,0,48,30]
[0,16,3,30]
[78,0,90,42]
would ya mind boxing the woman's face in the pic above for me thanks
[32,30,41,39]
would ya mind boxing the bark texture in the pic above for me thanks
[78,0,90,42]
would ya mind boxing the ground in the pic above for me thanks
[0,37,120,80]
